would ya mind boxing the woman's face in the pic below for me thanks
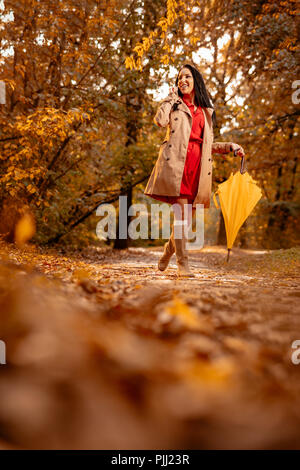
[178,67,194,95]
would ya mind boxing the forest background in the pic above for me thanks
[0,0,299,251]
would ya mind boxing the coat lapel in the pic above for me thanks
[177,98,192,118]
[202,107,214,127]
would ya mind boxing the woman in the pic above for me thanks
[144,63,245,277]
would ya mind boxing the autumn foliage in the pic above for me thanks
[0,0,299,248]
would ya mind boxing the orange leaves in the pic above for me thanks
[159,296,214,335]
[165,297,201,329]
[26,184,36,194]
[166,0,178,26]
[160,54,171,65]
[126,30,160,70]
[190,36,200,46]
[182,356,235,387]
[133,44,144,58]
[15,106,91,143]
[125,0,184,70]
[157,17,169,33]
[125,56,136,70]
[1,105,92,202]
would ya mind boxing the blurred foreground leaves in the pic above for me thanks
[0,241,300,449]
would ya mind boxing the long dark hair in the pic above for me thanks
[175,63,217,127]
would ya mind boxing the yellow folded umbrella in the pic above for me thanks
[213,156,262,261]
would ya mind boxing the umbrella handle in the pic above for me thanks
[240,155,247,174]
[234,150,247,174]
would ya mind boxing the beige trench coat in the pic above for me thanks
[144,92,233,209]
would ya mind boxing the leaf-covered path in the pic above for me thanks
[0,241,300,449]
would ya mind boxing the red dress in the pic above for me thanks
[149,96,205,205]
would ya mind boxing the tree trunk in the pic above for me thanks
[113,186,132,250]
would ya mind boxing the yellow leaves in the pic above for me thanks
[14,106,90,149]
[165,296,213,333]
[27,184,36,194]
[14,169,25,181]
[192,0,203,6]
[72,267,94,282]
[133,44,144,57]
[141,37,151,51]
[166,0,178,25]
[190,36,200,46]
[183,357,235,386]
[125,56,135,70]
[166,297,198,327]
[177,0,187,11]
[135,58,142,71]
[157,17,169,32]
[275,37,299,53]
[132,35,155,58]
[149,30,158,41]
[69,108,91,123]
[14,212,36,246]
[125,0,185,70]
[161,54,170,65]
[125,56,142,71]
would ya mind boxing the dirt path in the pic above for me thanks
[0,241,300,449]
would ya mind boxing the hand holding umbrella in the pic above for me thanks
[230,143,247,173]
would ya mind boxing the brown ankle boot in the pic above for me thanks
[173,231,195,278]
[158,227,175,271]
